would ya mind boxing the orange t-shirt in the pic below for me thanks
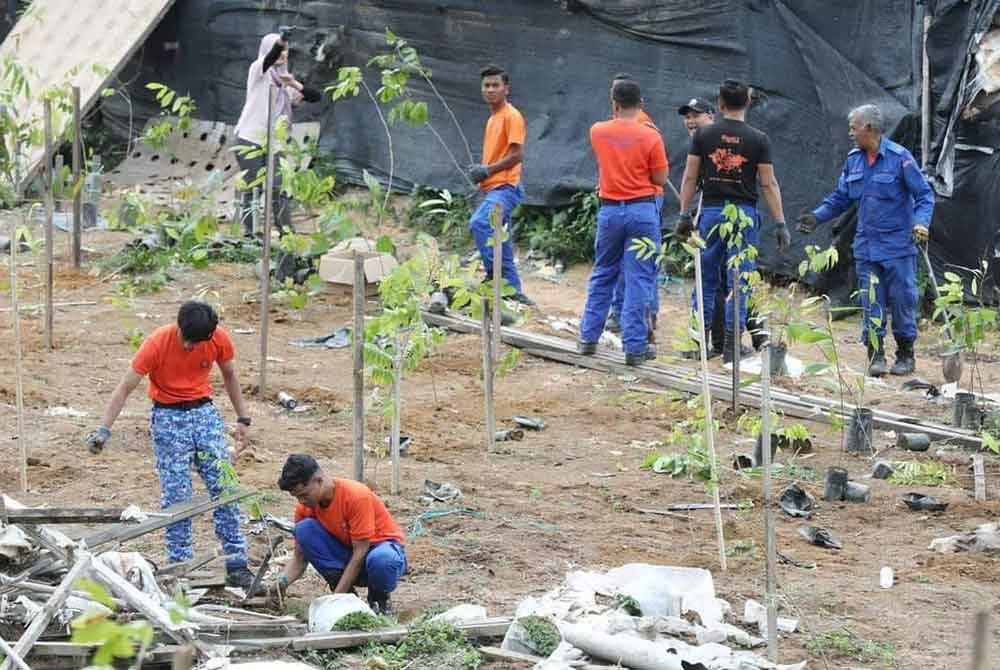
[131,324,236,404]
[591,118,668,201]
[636,108,655,128]
[480,101,526,191]
[294,478,405,546]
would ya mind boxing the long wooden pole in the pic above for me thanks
[390,335,402,495]
[11,216,27,493]
[491,204,502,363]
[353,253,365,482]
[971,610,990,670]
[760,344,778,660]
[731,263,740,414]
[259,87,275,395]
[482,306,496,453]
[921,13,932,169]
[693,250,727,570]
[71,86,82,268]
[43,100,54,351]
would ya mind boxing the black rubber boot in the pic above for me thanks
[866,338,888,377]
[747,315,767,351]
[578,341,597,355]
[225,565,256,590]
[625,346,656,366]
[722,330,752,364]
[890,338,916,376]
[368,590,391,614]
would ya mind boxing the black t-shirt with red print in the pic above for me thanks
[689,117,772,206]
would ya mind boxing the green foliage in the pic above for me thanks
[143,82,196,151]
[888,460,954,487]
[118,271,169,297]
[513,191,599,264]
[332,611,396,631]
[70,579,155,668]
[124,328,144,352]
[738,463,818,481]
[933,261,997,392]
[273,274,326,311]
[365,617,482,670]
[805,628,895,664]
[495,348,522,378]
[613,594,642,616]
[517,616,561,657]
[407,187,473,249]
[798,244,839,278]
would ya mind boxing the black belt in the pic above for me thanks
[600,195,657,207]
[154,397,212,411]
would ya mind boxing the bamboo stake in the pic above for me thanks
[72,86,82,268]
[11,216,27,493]
[491,204,502,363]
[390,335,402,495]
[760,344,778,660]
[971,610,989,670]
[258,87,275,395]
[353,253,366,482]
[43,100,54,351]
[482,306,496,453]
[693,249,727,570]
[732,263,740,415]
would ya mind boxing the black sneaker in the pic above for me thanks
[511,292,535,306]
[578,341,597,355]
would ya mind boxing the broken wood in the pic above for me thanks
[478,646,541,664]
[16,525,68,562]
[5,507,126,524]
[667,502,739,511]
[482,306,496,453]
[2,553,91,670]
[155,551,222,578]
[635,507,691,521]
[973,454,986,501]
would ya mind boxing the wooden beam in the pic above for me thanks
[6,508,126,524]
[84,490,254,550]
[973,455,987,501]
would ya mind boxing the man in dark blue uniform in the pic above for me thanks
[798,104,934,377]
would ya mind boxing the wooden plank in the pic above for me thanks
[83,490,254,550]
[973,455,986,501]
[478,646,541,664]
[0,636,31,670]
[7,508,126,524]
[27,641,179,661]
[16,525,68,561]
[635,507,691,521]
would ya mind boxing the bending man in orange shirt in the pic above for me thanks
[86,301,255,589]
[467,64,533,305]
[579,80,668,365]
[275,454,408,613]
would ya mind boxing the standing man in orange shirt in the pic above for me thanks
[274,454,408,614]
[467,64,533,305]
[579,80,668,365]
[85,301,255,589]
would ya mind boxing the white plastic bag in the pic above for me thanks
[307,593,375,633]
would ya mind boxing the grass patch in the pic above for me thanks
[888,461,954,487]
[364,617,481,670]
[738,463,818,481]
[805,627,895,664]
[517,616,560,656]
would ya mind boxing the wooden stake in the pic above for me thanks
[11,216,27,493]
[2,553,91,670]
[258,87,275,395]
[971,610,989,670]
[353,253,366,482]
[390,334,402,495]
[973,454,986,501]
[43,99,54,352]
[693,250,727,570]
[72,86,82,268]
[760,344,778,660]
[921,13,932,169]
[732,262,740,415]
[491,204,502,363]
[482,306,496,453]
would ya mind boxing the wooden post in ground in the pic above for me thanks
[693,249,727,570]
[43,99,54,351]
[731,263,740,415]
[971,610,990,670]
[973,454,986,501]
[11,216,27,493]
[760,344,778,660]
[491,204,502,363]
[390,335,402,495]
[258,87,276,396]
[481,306,496,453]
[921,13,932,169]
[353,253,366,482]
[72,86,82,268]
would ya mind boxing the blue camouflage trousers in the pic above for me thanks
[151,403,248,568]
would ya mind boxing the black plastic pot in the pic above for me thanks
[846,408,874,455]
[953,392,976,427]
[824,467,849,502]
[897,432,930,452]
[753,433,779,467]
[962,403,984,430]
[770,343,789,377]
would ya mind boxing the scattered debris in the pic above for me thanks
[289,327,352,349]
[901,378,940,398]
[496,428,525,442]
[385,434,412,456]
[409,508,484,537]
[902,493,949,512]
[929,522,1000,553]
[879,566,894,589]
[514,415,546,430]
[799,525,843,550]
[277,391,298,410]
[45,406,89,418]
[843,481,871,503]
[732,453,755,470]
[422,479,463,503]
[743,598,798,635]
[777,551,816,570]
[872,460,895,479]
[778,484,814,518]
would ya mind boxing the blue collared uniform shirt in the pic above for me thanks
[812,137,935,262]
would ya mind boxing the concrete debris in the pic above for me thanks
[929,523,1000,553]
[0,526,33,560]
[430,604,489,625]
[422,479,463,502]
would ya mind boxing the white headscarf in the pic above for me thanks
[234,33,292,144]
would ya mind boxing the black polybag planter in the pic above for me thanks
[846,408,874,454]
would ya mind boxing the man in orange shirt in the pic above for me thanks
[579,80,668,365]
[85,301,255,588]
[274,454,407,613]
[467,64,533,305]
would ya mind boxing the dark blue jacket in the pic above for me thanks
[812,137,935,261]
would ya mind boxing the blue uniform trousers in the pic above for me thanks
[294,518,408,594]
[689,204,759,332]
[610,195,663,323]
[856,256,918,342]
[469,184,524,293]
[151,403,247,568]
[580,200,660,355]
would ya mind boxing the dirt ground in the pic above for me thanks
[2,217,999,669]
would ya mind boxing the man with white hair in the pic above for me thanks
[797,104,934,376]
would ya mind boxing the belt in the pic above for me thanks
[600,195,657,207]
[153,397,212,411]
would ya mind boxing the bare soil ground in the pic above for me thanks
[2,218,999,669]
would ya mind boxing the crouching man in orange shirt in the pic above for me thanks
[274,454,408,613]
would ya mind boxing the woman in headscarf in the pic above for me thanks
[234,33,320,237]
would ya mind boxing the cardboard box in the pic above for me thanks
[318,238,398,289]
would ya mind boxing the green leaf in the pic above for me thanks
[75,578,117,610]
[376,235,396,255]
[802,362,832,376]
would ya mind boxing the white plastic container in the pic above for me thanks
[879,566,894,589]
